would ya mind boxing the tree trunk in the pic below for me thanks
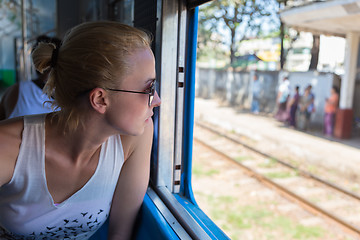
[279,0,287,69]
[230,28,236,66]
[280,20,285,69]
[309,34,320,70]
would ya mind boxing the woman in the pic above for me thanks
[287,85,300,128]
[275,76,290,122]
[0,21,161,239]
[298,85,315,131]
[324,86,339,137]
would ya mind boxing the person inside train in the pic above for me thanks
[0,35,61,120]
[0,21,161,239]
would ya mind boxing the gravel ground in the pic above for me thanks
[194,98,360,185]
[191,140,358,240]
[191,98,360,239]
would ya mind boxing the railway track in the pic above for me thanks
[194,121,360,239]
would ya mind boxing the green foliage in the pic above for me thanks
[262,215,325,239]
[265,171,298,178]
[351,184,359,192]
[207,195,325,239]
[198,0,280,66]
[0,0,21,31]
[258,158,278,168]
[234,155,251,162]
[210,201,272,229]
[192,162,220,177]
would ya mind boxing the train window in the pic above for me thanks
[3,0,359,239]
[191,1,360,240]
[0,0,56,90]
[108,0,134,25]
[143,0,231,239]
[1,0,226,238]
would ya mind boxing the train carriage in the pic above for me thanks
[0,0,229,239]
[2,0,360,239]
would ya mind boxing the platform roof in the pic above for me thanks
[280,0,360,37]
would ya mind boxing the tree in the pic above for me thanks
[277,0,287,69]
[0,0,21,35]
[277,0,321,70]
[308,34,320,70]
[198,0,280,67]
[197,14,227,64]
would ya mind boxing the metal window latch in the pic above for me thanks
[173,164,181,193]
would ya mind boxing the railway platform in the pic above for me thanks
[194,98,360,182]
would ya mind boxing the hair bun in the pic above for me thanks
[32,42,57,74]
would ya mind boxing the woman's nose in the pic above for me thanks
[151,90,161,108]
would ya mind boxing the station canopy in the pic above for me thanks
[280,0,360,37]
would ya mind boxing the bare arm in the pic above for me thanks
[108,120,154,240]
[276,91,281,104]
[327,94,338,107]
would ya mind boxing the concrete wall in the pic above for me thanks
[196,68,339,126]
[195,69,279,113]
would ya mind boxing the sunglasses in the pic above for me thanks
[106,80,156,107]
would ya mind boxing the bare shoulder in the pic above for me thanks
[120,119,154,161]
[0,117,24,187]
[0,117,23,149]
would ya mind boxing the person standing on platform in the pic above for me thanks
[324,85,339,137]
[275,76,290,122]
[298,85,315,131]
[251,74,261,114]
[287,85,300,128]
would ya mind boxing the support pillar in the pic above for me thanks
[334,109,353,138]
[334,32,358,139]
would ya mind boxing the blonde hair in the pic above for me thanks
[32,21,152,132]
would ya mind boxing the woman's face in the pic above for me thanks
[105,48,161,136]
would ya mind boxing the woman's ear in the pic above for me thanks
[89,88,108,114]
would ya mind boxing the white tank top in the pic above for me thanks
[8,81,53,119]
[0,114,124,239]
